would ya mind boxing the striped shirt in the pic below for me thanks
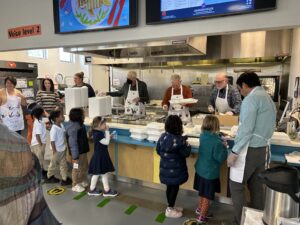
[36,90,60,113]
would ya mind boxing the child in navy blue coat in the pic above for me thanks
[88,116,118,197]
[156,115,191,218]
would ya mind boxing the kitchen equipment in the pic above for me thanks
[259,166,300,225]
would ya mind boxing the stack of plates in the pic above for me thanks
[129,128,148,141]
[145,122,164,143]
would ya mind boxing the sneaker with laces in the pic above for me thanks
[195,208,213,218]
[88,189,102,196]
[165,207,183,218]
[72,184,85,192]
[103,189,118,197]
[174,206,183,212]
[80,181,89,188]
[196,215,207,224]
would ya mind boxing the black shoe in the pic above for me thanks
[45,176,60,183]
[42,170,48,179]
[60,178,72,186]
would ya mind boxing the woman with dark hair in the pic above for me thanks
[65,107,90,192]
[0,76,27,134]
[156,115,191,219]
[73,72,96,98]
[36,78,60,114]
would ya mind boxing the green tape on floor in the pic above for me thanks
[155,213,166,223]
[97,199,111,208]
[73,192,86,200]
[124,205,138,215]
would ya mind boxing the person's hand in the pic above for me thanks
[16,92,25,99]
[163,105,168,111]
[208,105,215,113]
[225,111,234,116]
[132,97,140,103]
[98,92,107,97]
[227,153,238,167]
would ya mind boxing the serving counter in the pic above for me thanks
[77,117,300,201]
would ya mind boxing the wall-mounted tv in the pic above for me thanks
[146,0,276,24]
[53,0,138,34]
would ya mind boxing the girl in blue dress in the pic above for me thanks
[88,116,118,197]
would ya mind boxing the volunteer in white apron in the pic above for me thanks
[208,72,242,115]
[124,83,145,116]
[215,84,234,114]
[227,72,276,225]
[168,85,190,123]
[0,76,26,134]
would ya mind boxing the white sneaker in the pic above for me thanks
[174,206,183,212]
[80,181,89,188]
[165,207,183,218]
[72,184,85,192]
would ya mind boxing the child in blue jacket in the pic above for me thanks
[194,115,228,224]
[156,115,191,219]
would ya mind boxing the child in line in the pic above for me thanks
[31,106,47,176]
[194,115,228,224]
[156,115,191,218]
[65,108,90,193]
[88,116,118,197]
[46,110,71,186]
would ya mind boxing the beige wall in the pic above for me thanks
[0,0,300,51]
[0,48,89,81]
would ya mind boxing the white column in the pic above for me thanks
[289,28,300,107]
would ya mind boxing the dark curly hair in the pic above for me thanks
[31,106,44,120]
[165,115,183,135]
[41,78,55,92]
[49,110,62,124]
[69,108,84,125]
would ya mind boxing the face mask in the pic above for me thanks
[127,79,132,85]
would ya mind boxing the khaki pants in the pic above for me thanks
[72,153,88,187]
[31,144,46,170]
[47,150,68,181]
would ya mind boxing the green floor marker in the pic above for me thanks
[97,199,111,208]
[155,213,166,223]
[125,205,138,215]
[73,192,86,200]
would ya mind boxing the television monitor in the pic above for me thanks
[146,0,276,24]
[53,0,138,34]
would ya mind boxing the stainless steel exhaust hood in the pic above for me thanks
[65,29,291,68]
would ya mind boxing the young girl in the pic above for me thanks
[46,110,71,186]
[88,116,118,197]
[65,108,90,193]
[31,106,47,175]
[156,115,191,219]
[194,115,228,224]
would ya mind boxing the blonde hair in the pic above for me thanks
[74,71,84,80]
[88,116,106,138]
[127,71,137,79]
[171,74,181,81]
[201,115,220,133]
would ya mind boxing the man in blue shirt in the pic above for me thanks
[227,72,276,225]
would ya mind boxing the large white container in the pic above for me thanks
[88,96,112,118]
[65,87,82,115]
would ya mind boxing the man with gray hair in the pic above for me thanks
[107,71,149,115]
[208,72,242,115]
[162,74,193,123]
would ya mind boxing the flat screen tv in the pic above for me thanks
[146,0,276,24]
[53,0,138,34]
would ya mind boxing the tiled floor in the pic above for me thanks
[43,180,234,225]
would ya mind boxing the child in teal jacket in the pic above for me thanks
[194,115,228,224]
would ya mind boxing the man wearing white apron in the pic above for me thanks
[162,74,193,123]
[0,76,27,134]
[208,72,242,115]
[227,72,276,225]
[124,83,145,116]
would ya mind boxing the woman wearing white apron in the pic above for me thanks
[0,76,26,134]
[168,85,191,123]
[162,74,193,124]
[227,72,276,225]
[124,84,145,116]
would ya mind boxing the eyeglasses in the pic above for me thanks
[214,80,225,84]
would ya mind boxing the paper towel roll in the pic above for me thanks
[65,88,82,115]
[81,86,88,107]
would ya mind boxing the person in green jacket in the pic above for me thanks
[194,115,228,224]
